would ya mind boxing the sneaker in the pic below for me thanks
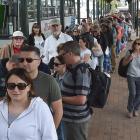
[133,111,139,117]
[127,112,133,118]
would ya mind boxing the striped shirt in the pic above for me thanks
[61,63,91,123]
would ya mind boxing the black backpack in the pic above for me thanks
[71,63,111,108]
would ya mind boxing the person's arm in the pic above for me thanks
[123,52,134,65]
[51,99,63,129]
[38,99,58,140]
[83,54,91,63]
[62,95,87,105]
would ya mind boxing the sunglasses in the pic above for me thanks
[92,31,98,33]
[54,63,63,67]
[61,52,68,57]
[135,42,140,45]
[13,37,24,40]
[6,83,29,90]
[52,24,59,27]
[18,58,40,63]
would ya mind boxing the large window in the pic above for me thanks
[27,0,37,21]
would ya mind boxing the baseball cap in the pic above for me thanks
[49,19,61,25]
[9,31,26,39]
[9,55,20,63]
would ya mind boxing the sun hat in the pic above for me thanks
[49,19,61,25]
[9,31,26,39]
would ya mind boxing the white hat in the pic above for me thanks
[10,31,26,39]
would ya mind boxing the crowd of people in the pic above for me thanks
[0,11,139,140]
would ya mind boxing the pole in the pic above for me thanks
[60,0,65,31]
[77,0,80,24]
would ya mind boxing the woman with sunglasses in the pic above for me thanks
[53,55,66,140]
[0,68,57,140]
[123,38,140,118]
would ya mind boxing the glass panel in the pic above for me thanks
[27,0,37,20]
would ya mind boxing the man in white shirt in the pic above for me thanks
[43,19,73,64]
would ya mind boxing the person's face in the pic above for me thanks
[6,75,30,102]
[33,27,40,35]
[18,51,41,74]
[79,39,86,48]
[50,24,61,35]
[12,37,24,47]
[59,50,72,65]
[54,58,66,73]
[73,30,78,36]
[92,30,100,36]
[134,41,140,50]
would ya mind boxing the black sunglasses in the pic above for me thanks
[54,63,63,67]
[6,83,29,90]
[135,42,140,45]
[18,58,40,63]
[52,24,59,27]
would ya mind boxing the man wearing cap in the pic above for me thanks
[0,31,26,59]
[0,55,20,100]
[43,19,73,64]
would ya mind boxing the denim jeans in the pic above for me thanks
[57,121,65,140]
[127,76,140,112]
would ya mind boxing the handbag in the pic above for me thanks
[118,50,133,78]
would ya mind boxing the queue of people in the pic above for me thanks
[0,13,139,140]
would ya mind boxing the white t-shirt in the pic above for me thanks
[34,36,45,56]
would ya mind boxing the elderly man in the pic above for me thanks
[0,31,26,59]
[43,19,73,64]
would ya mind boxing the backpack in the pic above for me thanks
[118,50,133,78]
[71,63,111,108]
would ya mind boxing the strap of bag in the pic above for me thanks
[8,45,12,57]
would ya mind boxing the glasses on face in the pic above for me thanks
[135,42,140,45]
[18,58,40,63]
[54,63,63,67]
[52,24,59,27]
[6,83,29,90]
[13,37,24,40]
[92,31,98,33]
[61,52,68,57]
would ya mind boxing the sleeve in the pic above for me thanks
[65,34,73,41]
[37,100,58,140]
[49,77,62,102]
[42,39,49,64]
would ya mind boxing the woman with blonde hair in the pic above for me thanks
[123,38,140,118]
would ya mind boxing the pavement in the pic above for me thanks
[88,32,140,140]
